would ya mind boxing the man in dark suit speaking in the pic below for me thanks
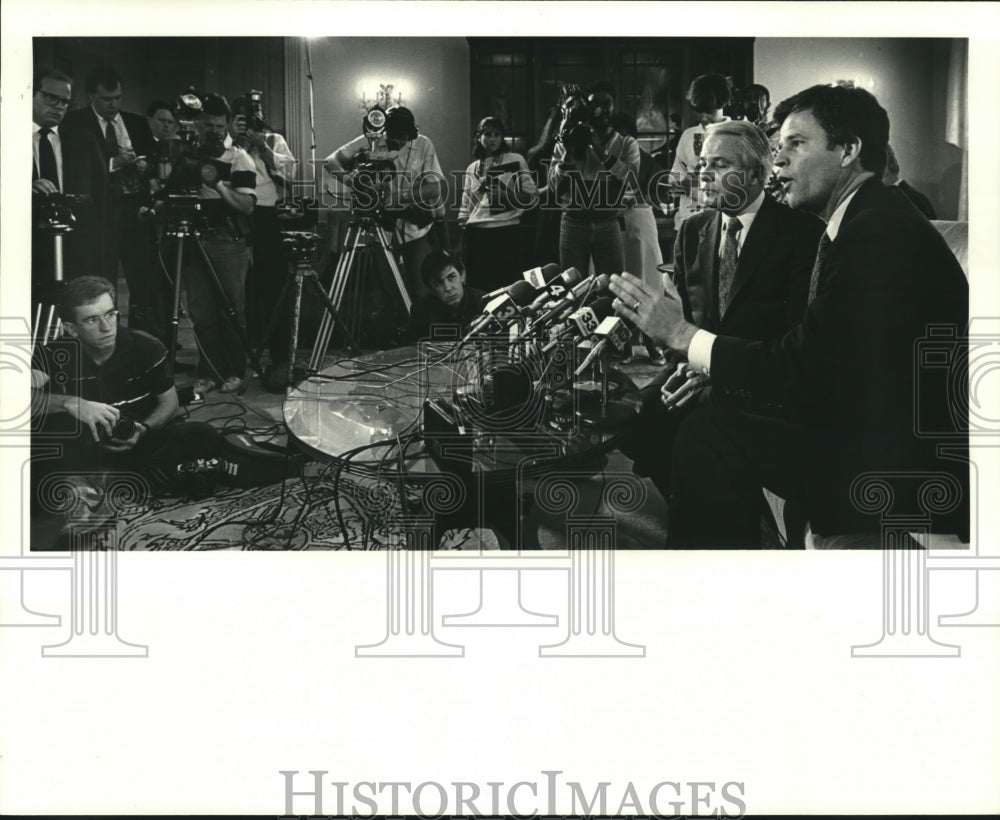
[610,84,968,548]
[31,66,106,304]
[625,118,824,498]
[62,66,159,336]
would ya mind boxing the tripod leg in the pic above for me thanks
[191,237,263,386]
[309,222,365,372]
[302,271,361,356]
[250,259,298,374]
[167,234,186,380]
[374,228,412,314]
[288,266,305,383]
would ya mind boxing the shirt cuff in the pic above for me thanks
[688,328,716,374]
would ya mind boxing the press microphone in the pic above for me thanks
[511,273,611,343]
[574,315,631,375]
[524,266,583,314]
[480,262,561,300]
[462,280,536,340]
[542,296,614,353]
[522,262,563,289]
[533,272,611,323]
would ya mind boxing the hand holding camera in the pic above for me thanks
[101,417,147,453]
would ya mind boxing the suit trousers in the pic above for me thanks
[182,237,249,381]
[103,193,160,338]
[667,403,809,549]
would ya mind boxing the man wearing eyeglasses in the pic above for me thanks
[31,66,105,302]
[31,277,218,502]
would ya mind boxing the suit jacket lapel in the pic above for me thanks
[725,194,776,313]
[693,211,720,327]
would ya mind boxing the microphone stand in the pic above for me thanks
[576,342,636,430]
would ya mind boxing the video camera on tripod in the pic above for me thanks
[338,105,400,229]
[34,192,90,233]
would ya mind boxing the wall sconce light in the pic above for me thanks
[359,83,405,111]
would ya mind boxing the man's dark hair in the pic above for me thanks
[588,79,616,99]
[146,99,175,118]
[687,74,731,113]
[84,65,122,94]
[385,106,418,141]
[34,65,72,90]
[420,250,462,289]
[884,143,900,177]
[57,276,116,323]
[230,96,251,116]
[773,83,890,176]
[200,93,232,121]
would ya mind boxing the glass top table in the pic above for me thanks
[282,343,636,482]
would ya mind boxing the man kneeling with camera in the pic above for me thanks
[32,277,219,546]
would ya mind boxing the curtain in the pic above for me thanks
[945,39,968,221]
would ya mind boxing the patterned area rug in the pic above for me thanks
[114,465,500,551]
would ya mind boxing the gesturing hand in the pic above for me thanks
[608,271,699,354]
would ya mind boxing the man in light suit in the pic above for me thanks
[31,66,106,305]
[624,119,824,498]
[611,84,968,548]
[62,66,160,337]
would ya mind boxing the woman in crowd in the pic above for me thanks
[458,116,538,293]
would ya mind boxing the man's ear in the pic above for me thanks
[62,322,78,339]
[840,137,863,168]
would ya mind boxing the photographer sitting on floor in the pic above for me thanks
[404,251,484,343]
[31,277,220,518]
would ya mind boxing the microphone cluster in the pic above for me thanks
[459,263,611,347]
[426,264,641,445]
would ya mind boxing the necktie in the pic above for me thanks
[38,127,60,190]
[105,118,120,159]
[717,216,742,315]
[807,232,833,304]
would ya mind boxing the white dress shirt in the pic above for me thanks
[32,121,64,190]
[94,108,133,172]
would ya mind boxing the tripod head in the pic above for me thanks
[280,231,319,263]
[35,192,89,234]
[161,193,205,238]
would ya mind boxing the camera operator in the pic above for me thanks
[30,277,219,533]
[324,105,447,301]
[62,66,160,337]
[547,87,640,278]
[161,92,257,394]
[228,95,297,391]
[31,66,105,303]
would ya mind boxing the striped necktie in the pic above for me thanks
[718,216,742,314]
[807,232,833,304]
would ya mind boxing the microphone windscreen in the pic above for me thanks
[540,262,562,283]
[507,279,539,306]
[560,266,583,287]
[587,296,614,320]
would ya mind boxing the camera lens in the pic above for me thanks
[112,418,137,440]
